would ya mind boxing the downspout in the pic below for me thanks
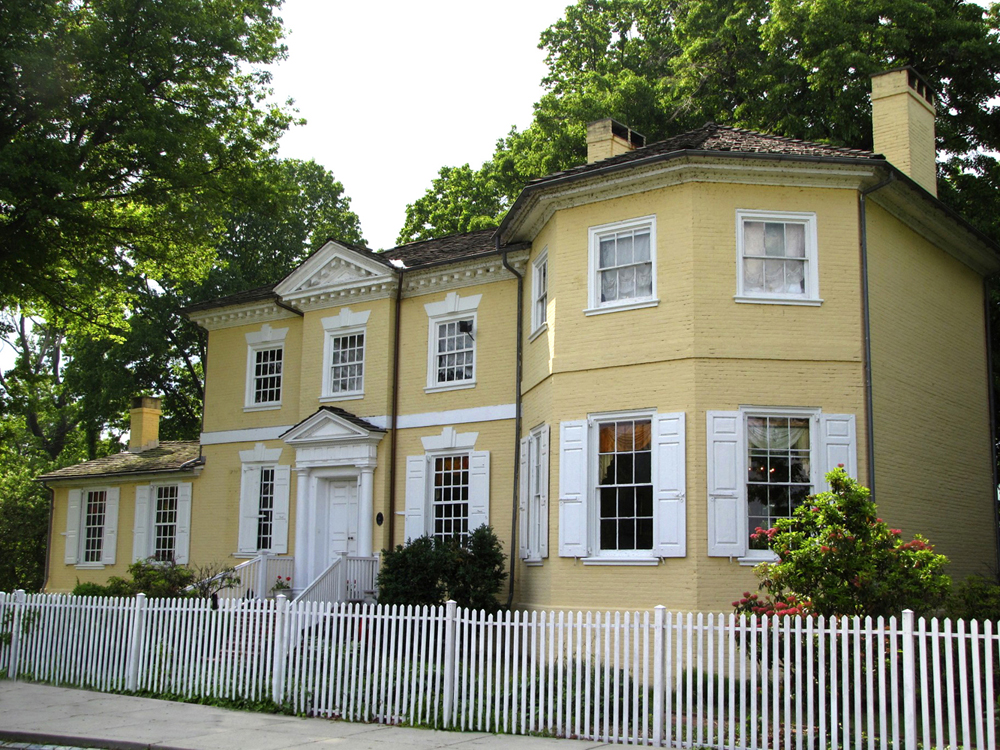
[497,237,524,609]
[387,268,406,550]
[858,171,895,500]
[984,275,1000,574]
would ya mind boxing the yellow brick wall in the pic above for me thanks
[866,202,995,579]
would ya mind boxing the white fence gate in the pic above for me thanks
[0,590,996,749]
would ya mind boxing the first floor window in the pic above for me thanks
[329,332,364,394]
[598,418,653,551]
[252,347,283,404]
[435,320,474,384]
[257,467,275,551]
[746,415,811,548]
[520,425,551,561]
[83,489,108,563]
[432,454,470,542]
[153,485,179,561]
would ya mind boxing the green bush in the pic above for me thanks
[71,581,115,597]
[72,559,195,598]
[377,525,507,612]
[943,575,1000,621]
[734,468,951,618]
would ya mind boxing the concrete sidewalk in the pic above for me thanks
[0,682,608,750]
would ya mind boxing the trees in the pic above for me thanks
[1,0,292,325]
[399,0,1000,245]
[733,469,951,618]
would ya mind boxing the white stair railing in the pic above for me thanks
[293,556,345,604]
[198,553,294,601]
[344,555,379,601]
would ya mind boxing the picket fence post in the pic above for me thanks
[442,600,457,728]
[272,594,288,705]
[125,593,147,691]
[901,609,917,750]
[652,605,665,747]
[8,589,25,681]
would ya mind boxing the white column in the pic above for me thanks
[293,467,309,598]
[358,467,375,557]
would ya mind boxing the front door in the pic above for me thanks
[326,479,358,564]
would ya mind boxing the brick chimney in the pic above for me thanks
[870,67,937,196]
[129,396,162,453]
[586,118,645,163]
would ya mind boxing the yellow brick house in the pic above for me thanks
[40,68,1000,612]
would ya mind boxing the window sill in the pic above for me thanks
[739,552,778,566]
[733,295,823,307]
[243,403,282,412]
[528,323,548,343]
[581,556,660,566]
[319,393,364,403]
[521,557,544,567]
[75,563,106,570]
[425,381,476,394]
[584,299,659,317]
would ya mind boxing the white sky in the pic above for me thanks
[268,0,573,251]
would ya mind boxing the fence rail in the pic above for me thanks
[0,590,996,749]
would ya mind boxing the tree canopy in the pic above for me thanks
[398,0,1000,244]
[1,0,293,328]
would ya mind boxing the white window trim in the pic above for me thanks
[320,308,371,401]
[65,486,119,569]
[530,248,549,339]
[520,423,550,564]
[583,408,659,563]
[585,215,659,316]
[237,443,289,555]
[734,209,821,306]
[737,406,820,565]
[424,292,482,393]
[244,324,289,411]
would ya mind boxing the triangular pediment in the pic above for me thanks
[274,241,393,301]
[281,407,384,446]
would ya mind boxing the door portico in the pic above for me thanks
[280,407,385,597]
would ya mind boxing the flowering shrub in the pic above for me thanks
[272,575,292,592]
[733,468,950,618]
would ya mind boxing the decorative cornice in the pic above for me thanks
[403,251,528,296]
[186,301,298,332]
[507,156,877,242]
[285,280,398,312]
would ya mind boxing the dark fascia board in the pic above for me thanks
[36,463,202,484]
[496,149,1000,265]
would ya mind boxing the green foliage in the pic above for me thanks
[399,0,1000,246]
[72,559,196,598]
[1,0,294,327]
[734,468,951,618]
[943,575,1000,622]
[377,526,507,612]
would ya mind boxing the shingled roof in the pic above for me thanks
[384,228,502,267]
[37,442,201,482]
[529,122,881,187]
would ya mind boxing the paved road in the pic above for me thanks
[0,682,607,750]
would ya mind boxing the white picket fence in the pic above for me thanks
[0,591,997,749]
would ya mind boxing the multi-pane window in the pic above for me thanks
[435,320,474,384]
[596,225,653,305]
[154,485,179,561]
[83,490,107,563]
[256,467,275,551]
[432,454,470,543]
[329,333,364,394]
[597,419,653,551]
[747,416,811,548]
[532,253,548,332]
[736,210,818,302]
[252,347,283,404]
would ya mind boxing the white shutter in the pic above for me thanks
[238,465,262,553]
[271,465,291,554]
[468,450,490,532]
[820,413,857,490]
[538,424,550,559]
[654,412,686,557]
[518,437,530,559]
[404,455,427,542]
[132,485,151,562]
[174,482,193,564]
[101,487,120,565]
[707,411,746,557]
[558,420,589,557]
[64,489,81,564]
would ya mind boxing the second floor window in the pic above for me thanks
[329,332,365,394]
[252,348,282,404]
[435,320,474,385]
[532,250,548,333]
[587,216,658,314]
[735,210,819,304]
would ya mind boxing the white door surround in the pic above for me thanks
[280,408,385,597]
